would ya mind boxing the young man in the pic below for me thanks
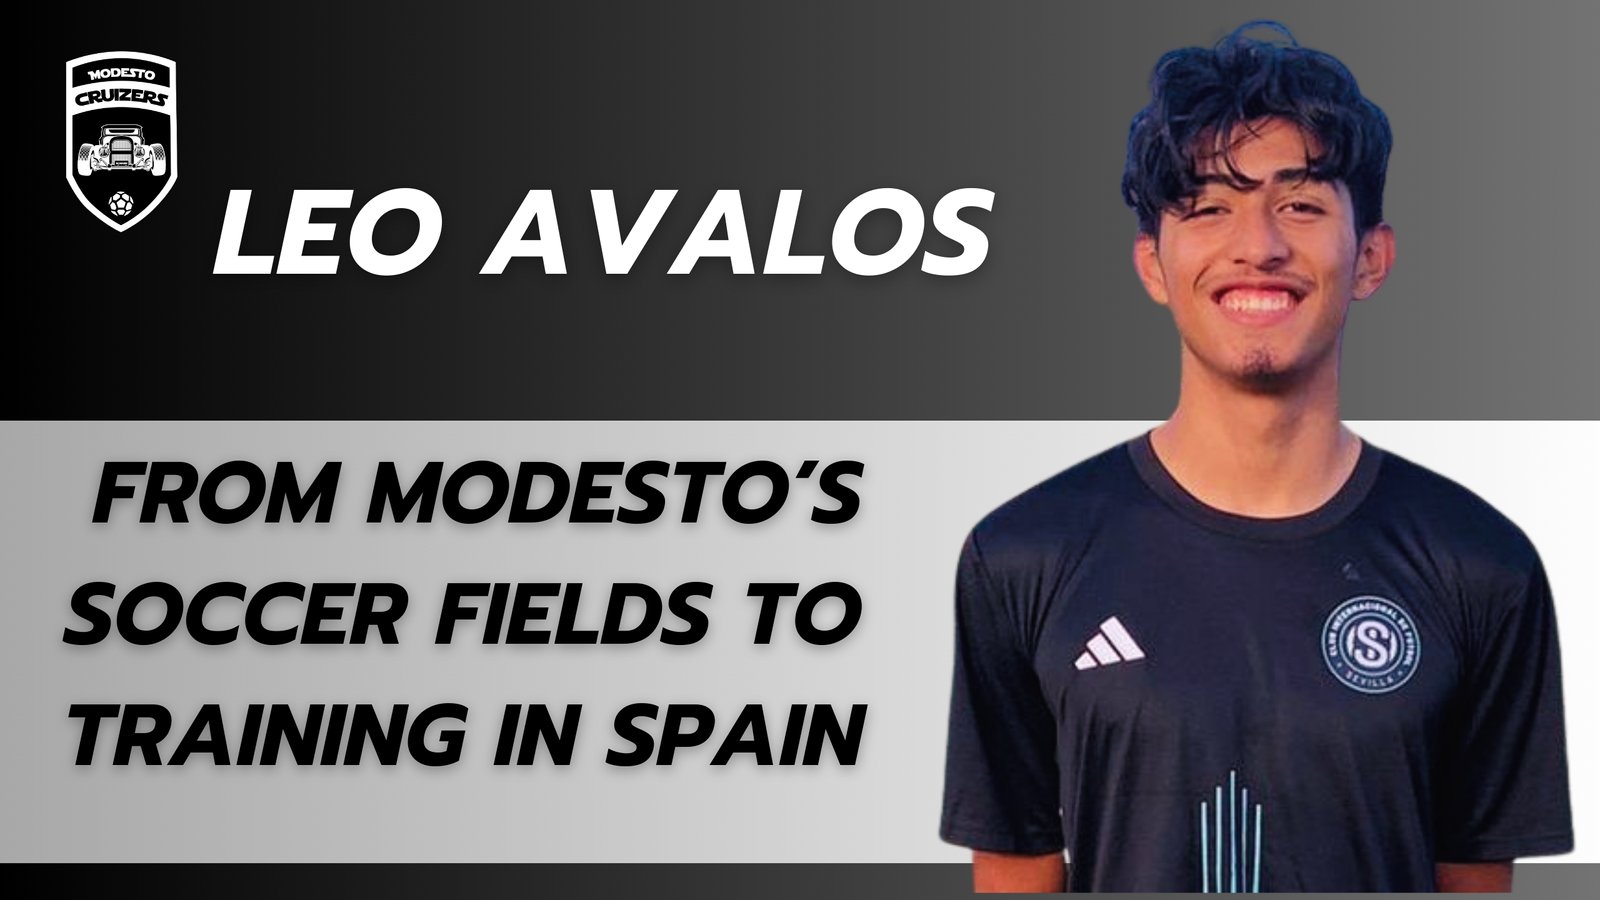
[940,23,1572,892]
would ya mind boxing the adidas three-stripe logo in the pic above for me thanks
[1074,616,1146,670]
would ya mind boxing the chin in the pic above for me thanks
[1233,349,1299,392]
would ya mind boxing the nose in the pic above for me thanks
[1232,204,1290,269]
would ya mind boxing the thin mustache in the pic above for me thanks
[1206,278,1313,299]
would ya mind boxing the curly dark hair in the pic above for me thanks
[1121,21,1392,237]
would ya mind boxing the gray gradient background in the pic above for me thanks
[30,0,1600,419]
[1,422,1595,866]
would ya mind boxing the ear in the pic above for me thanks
[1352,223,1395,301]
[1133,232,1170,306]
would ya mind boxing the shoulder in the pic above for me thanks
[967,441,1138,577]
[1364,448,1543,600]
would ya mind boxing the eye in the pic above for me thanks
[1282,200,1326,216]
[1182,204,1226,220]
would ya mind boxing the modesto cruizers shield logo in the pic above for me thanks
[66,51,176,231]
[1322,595,1420,694]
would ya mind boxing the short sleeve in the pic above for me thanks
[1434,559,1574,861]
[939,532,1064,854]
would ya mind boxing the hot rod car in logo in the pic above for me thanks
[76,124,167,177]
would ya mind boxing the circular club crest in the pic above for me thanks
[1322,595,1420,694]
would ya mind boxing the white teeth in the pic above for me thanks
[1219,289,1294,313]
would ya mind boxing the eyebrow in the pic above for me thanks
[1194,167,1322,188]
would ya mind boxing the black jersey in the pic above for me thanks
[940,435,1572,892]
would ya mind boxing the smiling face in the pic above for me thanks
[1134,118,1395,394]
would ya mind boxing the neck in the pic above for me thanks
[1151,351,1360,518]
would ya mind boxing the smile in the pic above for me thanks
[1212,284,1305,325]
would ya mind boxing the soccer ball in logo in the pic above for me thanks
[108,192,134,217]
